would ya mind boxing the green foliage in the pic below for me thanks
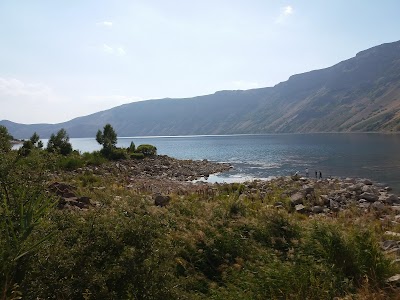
[57,154,85,171]
[0,125,12,153]
[130,152,145,159]
[22,206,177,299]
[0,151,56,298]
[108,148,128,160]
[96,124,117,152]
[47,129,73,156]
[81,151,107,166]
[127,141,136,153]
[18,132,43,157]
[136,144,157,157]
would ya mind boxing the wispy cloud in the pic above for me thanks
[0,77,52,98]
[97,21,113,27]
[275,5,294,24]
[102,44,126,56]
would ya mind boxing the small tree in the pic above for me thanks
[0,125,12,153]
[47,129,73,156]
[19,132,44,156]
[96,124,118,157]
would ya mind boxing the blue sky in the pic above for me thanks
[1,0,399,123]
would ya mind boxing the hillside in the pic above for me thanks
[2,40,400,138]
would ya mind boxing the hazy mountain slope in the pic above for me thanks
[2,40,400,138]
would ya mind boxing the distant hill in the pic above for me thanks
[2,40,400,139]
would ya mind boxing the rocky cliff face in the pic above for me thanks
[2,40,400,138]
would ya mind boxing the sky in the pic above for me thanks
[1,0,400,124]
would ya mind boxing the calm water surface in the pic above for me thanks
[61,133,400,191]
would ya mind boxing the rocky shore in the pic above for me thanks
[75,155,232,181]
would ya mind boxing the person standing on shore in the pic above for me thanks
[315,171,318,179]
[305,168,309,178]
[319,171,322,179]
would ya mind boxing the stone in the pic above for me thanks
[295,204,306,213]
[359,192,378,202]
[154,194,171,207]
[387,194,400,204]
[361,185,371,193]
[363,179,373,185]
[290,192,304,205]
[348,183,363,191]
[318,195,330,205]
[390,205,400,213]
[380,240,400,251]
[329,199,339,211]
[312,206,324,213]
[384,231,400,238]
[302,185,314,195]
[386,274,400,285]
[371,201,385,211]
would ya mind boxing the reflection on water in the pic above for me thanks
[27,133,400,192]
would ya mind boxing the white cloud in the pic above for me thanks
[275,5,294,24]
[116,47,126,56]
[102,44,126,56]
[0,77,52,98]
[103,43,114,54]
[97,21,113,27]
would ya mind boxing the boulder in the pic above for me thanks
[363,179,373,185]
[347,183,363,192]
[290,192,304,205]
[312,206,324,214]
[154,194,171,207]
[371,201,385,211]
[359,192,378,202]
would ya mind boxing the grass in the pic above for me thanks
[1,150,399,299]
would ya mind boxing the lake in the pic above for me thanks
[42,133,400,191]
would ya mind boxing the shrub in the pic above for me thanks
[82,151,107,166]
[130,152,145,159]
[136,144,157,157]
[47,129,73,156]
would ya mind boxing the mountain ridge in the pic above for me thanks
[2,40,400,138]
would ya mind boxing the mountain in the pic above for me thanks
[2,40,400,139]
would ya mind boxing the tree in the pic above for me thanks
[19,132,44,156]
[0,125,12,153]
[47,129,73,156]
[96,124,118,156]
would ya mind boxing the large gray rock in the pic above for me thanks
[290,192,304,205]
[312,206,324,214]
[387,194,400,204]
[154,194,171,207]
[348,183,363,192]
[371,201,385,211]
[359,192,379,202]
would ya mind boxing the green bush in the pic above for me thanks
[136,144,157,157]
[130,152,145,159]
[57,155,85,171]
[82,151,107,166]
